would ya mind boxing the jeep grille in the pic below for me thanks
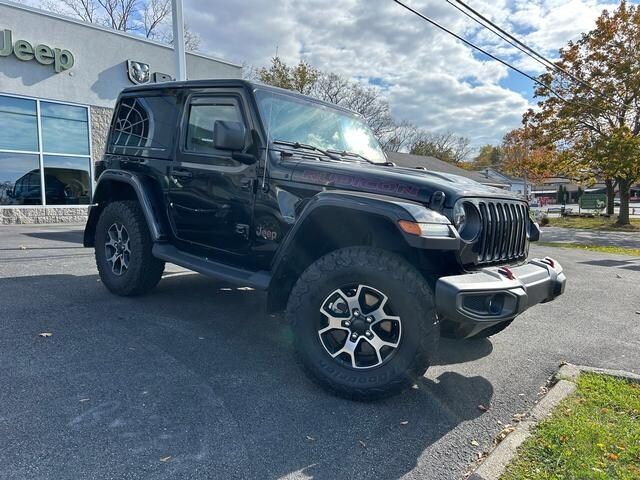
[476,200,529,265]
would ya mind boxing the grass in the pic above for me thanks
[537,242,640,257]
[545,216,640,231]
[501,373,640,480]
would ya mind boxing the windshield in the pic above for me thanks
[255,89,387,164]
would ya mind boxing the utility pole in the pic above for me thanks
[171,0,186,81]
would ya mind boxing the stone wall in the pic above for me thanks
[91,106,115,162]
[1,207,89,225]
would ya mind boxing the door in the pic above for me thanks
[168,93,256,254]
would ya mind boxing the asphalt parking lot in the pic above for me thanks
[1,225,639,480]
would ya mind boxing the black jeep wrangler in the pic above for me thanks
[84,79,566,400]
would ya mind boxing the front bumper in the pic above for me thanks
[435,257,566,338]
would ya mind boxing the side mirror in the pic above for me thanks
[213,120,246,151]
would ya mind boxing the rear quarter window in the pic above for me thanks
[107,94,179,159]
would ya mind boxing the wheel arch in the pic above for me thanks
[266,190,452,313]
[84,170,167,247]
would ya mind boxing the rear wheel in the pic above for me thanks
[95,200,164,296]
[287,247,439,400]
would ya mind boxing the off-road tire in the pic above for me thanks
[287,247,439,401]
[468,320,513,339]
[95,200,164,296]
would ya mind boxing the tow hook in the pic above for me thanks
[540,257,555,268]
[498,266,515,280]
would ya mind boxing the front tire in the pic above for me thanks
[95,200,165,296]
[287,247,439,400]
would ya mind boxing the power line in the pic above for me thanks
[445,0,553,72]
[391,0,569,101]
[392,0,615,112]
[448,0,615,104]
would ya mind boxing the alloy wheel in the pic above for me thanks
[104,222,131,276]
[318,284,402,369]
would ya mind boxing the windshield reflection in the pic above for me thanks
[255,89,387,164]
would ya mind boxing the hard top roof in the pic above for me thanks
[121,79,357,115]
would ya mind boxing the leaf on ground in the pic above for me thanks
[160,456,172,462]
[470,440,479,447]
[494,425,516,445]
[358,440,367,448]
[608,453,619,461]
[39,332,53,338]
[512,412,527,422]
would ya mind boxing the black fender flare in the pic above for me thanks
[83,169,167,247]
[266,190,459,311]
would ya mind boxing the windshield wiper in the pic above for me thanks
[327,149,395,166]
[273,140,341,161]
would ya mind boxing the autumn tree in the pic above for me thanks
[256,57,319,95]
[501,128,556,197]
[469,144,503,170]
[526,1,640,224]
[409,132,471,165]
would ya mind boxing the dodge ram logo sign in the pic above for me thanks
[127,60,150,84]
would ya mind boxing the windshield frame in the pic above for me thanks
[252,87,388,164]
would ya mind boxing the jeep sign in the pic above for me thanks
[0,29,74,73]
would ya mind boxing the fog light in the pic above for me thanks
[486,294,505,315]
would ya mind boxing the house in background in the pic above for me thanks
[474,168,529,197]
[386,153,510,189]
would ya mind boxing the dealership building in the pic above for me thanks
[0,0,241,224]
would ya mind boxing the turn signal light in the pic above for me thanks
[398,220,452,237]
[398,220,422,236]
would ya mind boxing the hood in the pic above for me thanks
[290,159,524,207]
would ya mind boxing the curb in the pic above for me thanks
[467,363,640,480]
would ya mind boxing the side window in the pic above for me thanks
[185,97,243,155]
[108,94,179,159]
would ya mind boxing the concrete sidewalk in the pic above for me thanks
[540,226,640,249]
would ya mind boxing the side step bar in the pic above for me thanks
[152,243,271,290]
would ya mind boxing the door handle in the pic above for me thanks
[171,168,193,179]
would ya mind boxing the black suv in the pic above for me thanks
[84,79,566,399]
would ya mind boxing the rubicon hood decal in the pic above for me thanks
[292,160,523,206]
[301,169,426,201]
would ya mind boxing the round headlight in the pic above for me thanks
[453,202,466,232]
[453,202,481,241]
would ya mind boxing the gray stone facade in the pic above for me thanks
[1,207,89,225]
[91,106,115,162]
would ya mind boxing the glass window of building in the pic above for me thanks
[0,94,92,206]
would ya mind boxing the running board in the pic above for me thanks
[152,243,271,290]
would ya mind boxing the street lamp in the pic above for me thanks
[171,0,186,81]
